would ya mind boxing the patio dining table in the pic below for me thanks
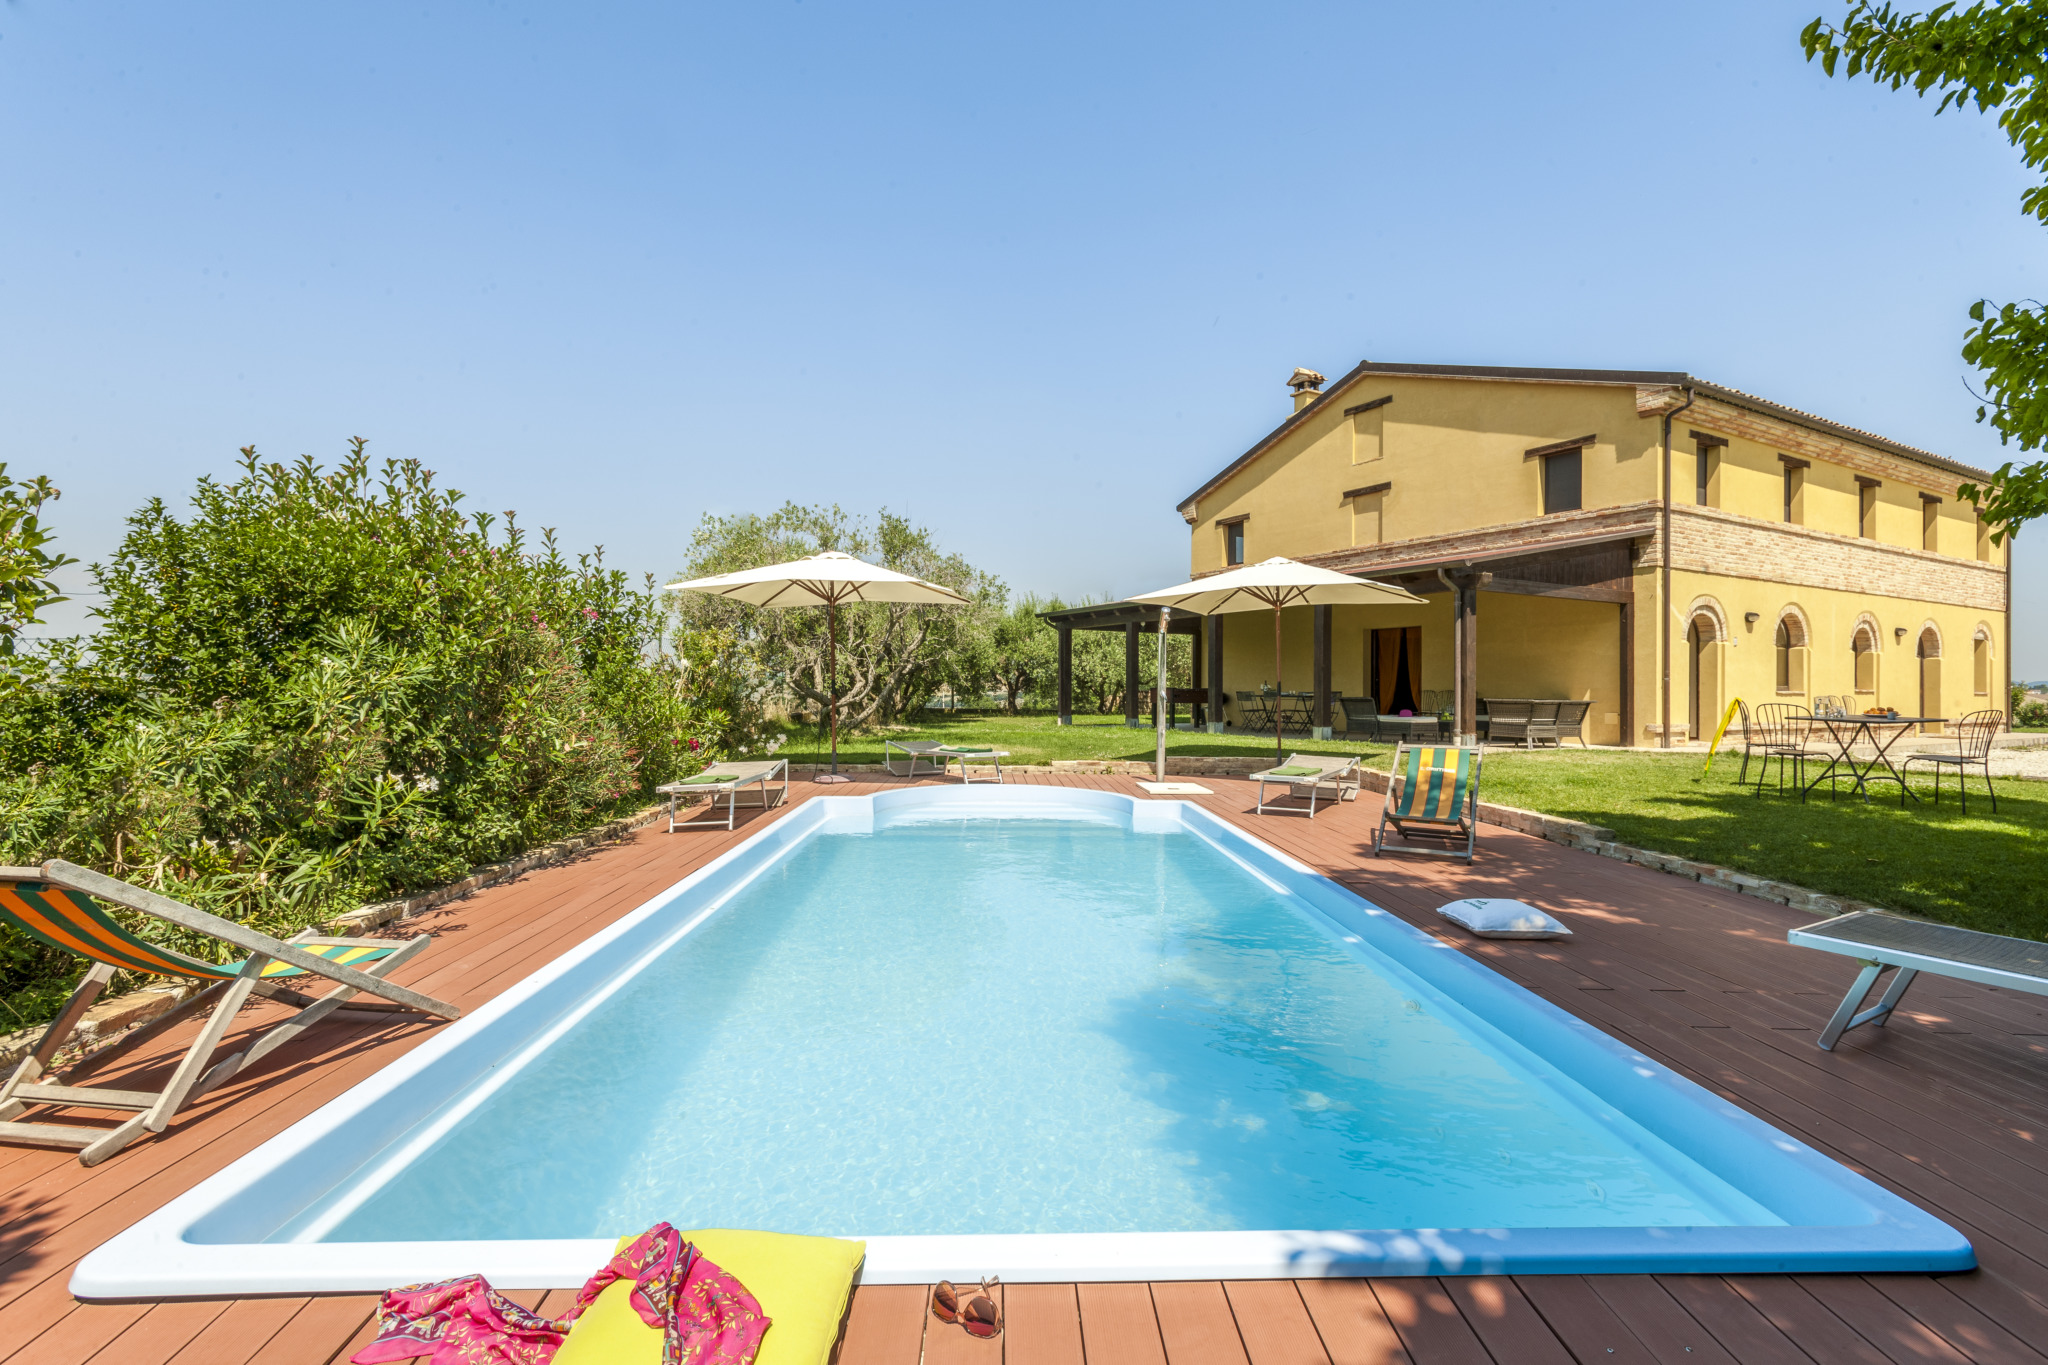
[1804,714,1944,802]
[1262,690,1318,734]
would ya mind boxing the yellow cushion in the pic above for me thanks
[553,1229,866,1365]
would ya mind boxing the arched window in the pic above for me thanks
[1853,625,1878,694]
[1775,620,1792,690]
[1974,626,1993,695]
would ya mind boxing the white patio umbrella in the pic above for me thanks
[665,550,969,781]
[1129,557,1427,767]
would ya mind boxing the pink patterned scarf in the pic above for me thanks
[352,1224,770,1365]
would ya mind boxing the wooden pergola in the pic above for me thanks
[1036,601,1206,727]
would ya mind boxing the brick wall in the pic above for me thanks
[1643,504,2007,612]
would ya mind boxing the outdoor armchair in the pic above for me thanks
[1899,709,2002,814]
[1250,753,1361,818]
[1482,699,1538,747]
[658,759,790,831]
[1552,700,1592,748]
[0,860,460,1166]
[1337,696,1382,740]
[1373,741,1484,863]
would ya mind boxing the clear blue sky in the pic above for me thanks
[4,1,2043,673]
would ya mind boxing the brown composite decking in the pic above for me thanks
[1,772,2045,1364]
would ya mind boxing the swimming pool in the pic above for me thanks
[75,787,1972,1297]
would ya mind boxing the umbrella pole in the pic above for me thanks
[1273,602,1284,763]
[828,599,839,776]
[1155,606,1169,782]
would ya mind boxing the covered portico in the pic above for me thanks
[1324,531,1641,745]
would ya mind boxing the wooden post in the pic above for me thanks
[1440,568,1489,746]
[1207,612,1226,732]
[1124,623,1141,728]
[1056,625,1073,726]
[1312,604,1332,739]
[1619,600,1634,747]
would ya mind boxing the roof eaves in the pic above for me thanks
[1176,362,1995,517]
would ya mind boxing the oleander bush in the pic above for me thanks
[0,444,724,1028]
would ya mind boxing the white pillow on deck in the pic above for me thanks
[1435,898,1572,940]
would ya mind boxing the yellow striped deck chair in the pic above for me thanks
[0,860,460,1166]
[1373,742,1484,863]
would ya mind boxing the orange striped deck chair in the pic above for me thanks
[0,860,460,1165]
[1373,742,1484,864]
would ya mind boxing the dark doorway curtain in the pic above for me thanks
[1371,627,1422,713]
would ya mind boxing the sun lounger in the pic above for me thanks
[935,745,1008,783]
[1790,909,2048,1051]
[0,860,460,1165]
[1251,753,1360,817]
[881,739,948,777]
[1373,742,1484,862]
[657,759,790,830]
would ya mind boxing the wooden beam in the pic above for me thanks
[1342,395,1393,416]
[1856,475,1882,489]
[1124,624,1141,728]
[1524,434,1597,459]
[1620,600,1634,747]
[1215,513,1250,526]
[1687,430,1729,448]
[1057,625,1073,726]
[1313,605,1332,733]
[1340,481,1392,502]
[1207,614,1226,729]
[1777,453,1811,469]
[1395,575,1632,604]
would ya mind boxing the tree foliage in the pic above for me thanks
[0,443,716,1027]
[0,464,75,659]
[1803,1,2048,537]
[670,504,1004,732]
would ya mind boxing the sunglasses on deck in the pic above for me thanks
[931,1277,1002,1338]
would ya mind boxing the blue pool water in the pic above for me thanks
[297,810,1778,1242]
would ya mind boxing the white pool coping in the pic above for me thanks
[72,786,1973,1299]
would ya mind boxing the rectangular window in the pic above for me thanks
[1543,450,1582,514]
[1347,395,1389,465]
[1975,636,1991,695]
[1858,480,1879,539]
[1921,496,1940,552]
[1344,483,1389,547]
[1223,519,1245,566]
[1779,455,1808,524]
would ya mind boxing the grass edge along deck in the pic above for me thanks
[72,786,1971,1299]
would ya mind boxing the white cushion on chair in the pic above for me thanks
[1434,898,1572,939]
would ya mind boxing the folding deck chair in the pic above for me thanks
[0,860,460,1165]
[1250,753,1360,817]
[1372,741,1484,863]
[657,759,790,831]
[1791,909,2048,1051]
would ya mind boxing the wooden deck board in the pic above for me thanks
[1,772,2045,1363]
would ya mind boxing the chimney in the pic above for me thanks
[1288,368,1325,413]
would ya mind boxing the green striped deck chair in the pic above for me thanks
[1373,742,1484,863]
[0,860,460,1166]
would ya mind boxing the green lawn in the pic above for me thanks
[779,710,2047,940]
[1478,750,2046,941]
[771,710,1396,767]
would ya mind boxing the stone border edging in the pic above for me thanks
[1346,767,1867,918]
[0,802,666,1070]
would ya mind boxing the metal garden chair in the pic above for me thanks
[1751,703,1816,799]
[1900,709,2002,813]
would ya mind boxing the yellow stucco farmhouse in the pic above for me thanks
[1164,361,2010,747]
